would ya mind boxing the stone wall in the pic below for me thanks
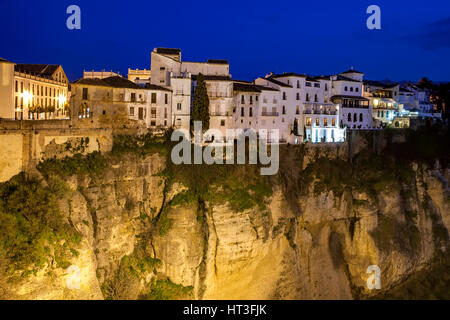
[0,119,113,182]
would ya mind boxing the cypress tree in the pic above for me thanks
[192,73,210,132]
[292,118,298,135]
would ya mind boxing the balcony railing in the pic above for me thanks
[211,111,231,116]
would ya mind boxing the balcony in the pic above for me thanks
[211,111,231,116]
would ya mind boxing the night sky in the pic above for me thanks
[1,0,449,82]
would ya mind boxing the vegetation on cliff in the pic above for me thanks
[0,173,81,277]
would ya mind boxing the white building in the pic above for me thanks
[150,47,232,134]
[330,69,373,130]
[255,72,345,143]
[0,59,69,120]
[363,80,400,126]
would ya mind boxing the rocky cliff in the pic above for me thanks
[0,129,449,300]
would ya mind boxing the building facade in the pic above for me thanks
[0,59,69,120]
[70,76,172,129]
[363,80,400,126]
[330,69,372,130]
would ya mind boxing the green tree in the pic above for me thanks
[292,118,298,135]
[192,73,210,132]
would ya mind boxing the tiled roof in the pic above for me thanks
[333,75,362,83]
[253,85,279,92]
[15,64,60,77]
[341,68,364,75]
[233,82,261,93]
[72,76,171,91]
[363,80,398,89]
[271,72,306,79]
[0,57,11,63]
[155,48,181,55]
[265,77,293,88]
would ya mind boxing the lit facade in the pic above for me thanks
[0,59,69,120]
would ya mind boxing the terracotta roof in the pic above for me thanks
[155,48,181,55]
[265,77,293,88]
[233,82,261,93]
[333,75,362,83]
[15,64,60,77]
[72,76,171,91]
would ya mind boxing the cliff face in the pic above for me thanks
[1,132,449,300]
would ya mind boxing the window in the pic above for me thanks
[221,120,225,126]
[315,118,319,126]
[131,93,136,102]
[164,108,168,118]
[324,118,328,126]
[165,93,168,104]
[314,83,320,88]
[324,96,328,103]
[21,82,23,93]
[306,93,310,102]
[360,113,363,122]
[177,103,182,111]
[332,118,336,126]
[82,88,88,100]
[151,93,157,103]
[15,96,18,108]
[249,107,253,117]
[282,106,286,115]
[353,113,357,122]
[241,107,244,117]
[255,96,259,101]
[325,83,328,91]
[306,82,311,87]
[306,117,311,126]
[348,113,352,122]
[151,121,156,127]
[296,93,300,100]
[350,87,354,92]
[151,108,157,118]
[296,106,299,114]
[345,86,348,91]
[250,96,253,105]
[356,87,359,92]
[282,92,287,100]
[15,81,18,92]
[241,95,245,104]
[297,80,300,88]
[314,94,318,102]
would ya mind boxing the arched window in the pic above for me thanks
[353,113,357,122]
[356,87,359,92]
[381,111,384,117]
[350,87,354,92]
[359,113,363,122]
[348,113,352,122]
[345,86,348,91]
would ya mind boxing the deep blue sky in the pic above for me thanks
[1,0,449,82]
